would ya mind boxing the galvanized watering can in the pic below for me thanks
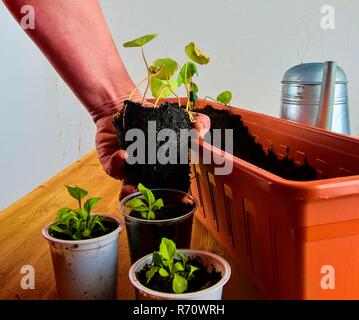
[280,62,350,134]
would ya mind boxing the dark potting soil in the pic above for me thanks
[113,100,192,192]
[48,218,118,241]
[136,256,222,294]
[125,191,195,263]
[196,105,317,181]
[130,200,194,220]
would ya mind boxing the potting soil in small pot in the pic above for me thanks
[137,256,222,294]
[113,100,192,191]
[129,239,231,300]
[120,189,197,263]
[196,105,317,181]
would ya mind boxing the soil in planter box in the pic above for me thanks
[196,106,317,181]
[137,256,222,294]
[49,217,118,241]
[113,100,192,192]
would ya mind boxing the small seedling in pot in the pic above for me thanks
[49,185,106,240]
[145,238,199,294]
[125,183,164,220]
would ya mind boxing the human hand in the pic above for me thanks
[95,95,211,199]
[117,110,211,199]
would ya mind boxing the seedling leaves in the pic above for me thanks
[123,34,157,48]
[150,77,177,98]
[160,238,176,261]
[151,58,178,80]
[217,91,232,105]
[173,273,188,294]
[66,185,88,202]
[185,42,210,65]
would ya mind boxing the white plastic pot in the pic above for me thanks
[42,214,123,300]
[129,249,231,300]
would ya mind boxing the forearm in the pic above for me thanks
[3,0,135,121]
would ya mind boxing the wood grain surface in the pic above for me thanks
[0,151,261,300]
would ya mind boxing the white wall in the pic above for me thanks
[0,3,96,210]
[1,0,359,210]
[108,0,359,130]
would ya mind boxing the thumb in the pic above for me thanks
[105,149,128,179]
[192,112,211,138]
[119,184,138,200]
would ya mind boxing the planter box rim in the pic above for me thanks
[150,98,359,200]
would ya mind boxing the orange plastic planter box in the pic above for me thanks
[188,100,359,300]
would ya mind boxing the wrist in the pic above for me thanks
[91,90,144,124]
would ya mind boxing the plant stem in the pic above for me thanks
[154,86,167,108]
[78,199,82,209]
[166,79,181,106]
[141,47,151,105]
[128,76,149,100]
[184,62,191,111]
[200,96,220,108]
[86,212,90,229]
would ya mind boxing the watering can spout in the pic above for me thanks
[316,61,337,130]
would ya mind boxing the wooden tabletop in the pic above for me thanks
[0,151,260,300]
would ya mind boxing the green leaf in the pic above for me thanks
[159,238,176,261]
[72,233,82,241]
[138,183,155,205]
[185,42,210,65]
[57,207,72,220]
[188,264,199,278]
[151,58,178,80]
[173,261,185,273]
[159,268,169,277]
[91,220,106,233]
[147,211,156,220]
[173,273,188,294]
[150,77,177,99]
[177,62,198,85]
[189,91,198,105]
[49,224,66,234]
[82,229,90,238]
[216,91,232,105]
[178,252,188,267]
[125,198,148,210]
[151,198,164,211]
[135,206,150,212]
[123,34,157,48]
[190,82,199,94]
[153,252,163,267]
[146,266,158,284]
[74,208,88,220]
[65,185,88,202]
[75,219,83,232]
[84,197,101,214]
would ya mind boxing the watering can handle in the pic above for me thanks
[316,61,337,130]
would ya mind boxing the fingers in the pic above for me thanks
[192,112,211,138]
[106,149,128,180]
[119,184,138,200]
